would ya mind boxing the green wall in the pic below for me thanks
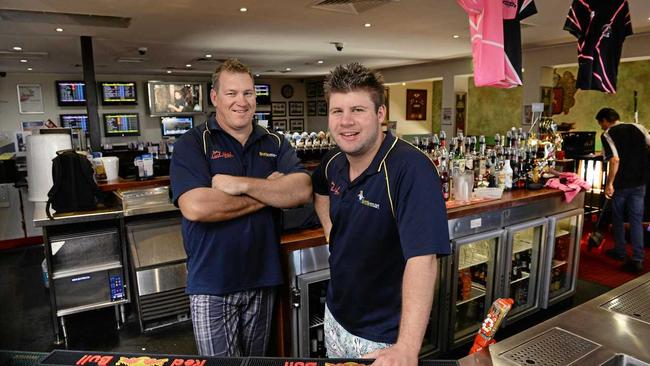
[554,59,650,150]
[432,79,443,133]
[466,77,523,137]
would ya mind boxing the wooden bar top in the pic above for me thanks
[97,176,170,192]
[280,188,565,251]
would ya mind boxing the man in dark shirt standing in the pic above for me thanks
[312,63,450,366]
[171,58,312,356]
[597,107,650,273]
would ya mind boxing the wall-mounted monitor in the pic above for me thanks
[254,111,272,128]
[255,84,271,105]
[103,113,140,137]
[161,116,194,137]
[100,81,137,105]
[147,81,203,116]
[59,114,89,132]
[56,81,86,106]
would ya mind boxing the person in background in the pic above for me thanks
[170,58,312,356]
[597,107,650,273]
[311,63,450,366]
[168,89,188,112]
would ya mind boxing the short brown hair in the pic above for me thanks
[211,58,254,91]
[324,62,385,111]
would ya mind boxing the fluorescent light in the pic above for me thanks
[240,7,247,12]
[317,60,324,64]
[364,23,372,28]
[13,46,22,51]
[55,27,64,32]
[20,59,27,63]
[186,64,192,68]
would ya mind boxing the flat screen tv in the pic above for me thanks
[147,81,203,116]
[56,81,86,106]
[254,111,271,128]
[255,84,271,105]
[100,81,137,105]
[103,113,140,137]
[59,114,89,132]
[161,116,194,137]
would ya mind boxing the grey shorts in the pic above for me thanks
[324,304,393,358]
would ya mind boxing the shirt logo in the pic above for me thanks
[259,151,277,158]
[211,150,234,159]
[330,182,341,196]
[357,190,380,209]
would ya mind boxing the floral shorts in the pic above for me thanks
[324,305,393,358]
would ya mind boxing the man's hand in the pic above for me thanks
[267,171,285,180]
[362,343,418,366]
[605,184,614,199]
[212,174,247,195]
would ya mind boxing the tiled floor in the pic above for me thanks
[0,244,612,358]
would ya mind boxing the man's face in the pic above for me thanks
[211,71,256,131]
[598,120,609,131]
[328,90,385,157]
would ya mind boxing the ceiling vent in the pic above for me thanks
[116,57,148,63]
[194,57,226,64]
[0,51,48,60]
[0,9,131,28]
[309,0,399,15]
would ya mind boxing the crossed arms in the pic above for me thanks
[179,171,312,222]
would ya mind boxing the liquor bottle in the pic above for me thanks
[440,158,450,201]
[504,159,513,190]
[465,136,474,172]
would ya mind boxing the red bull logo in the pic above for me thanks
[115,356,169,366]
[76,355,114,366]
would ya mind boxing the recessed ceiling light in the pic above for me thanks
[166,70,172,74]
[186,64,192,68]
[13,46,22,51]
[205,54,212,58]
[285,67,291,71]
[255,74,260,77]
[240,7,247,12]
[55,27,64,32]
[401,82,406,86]
[20,59,27,63]
[453,34,460,39]
[27,67,33,71]
[317,60,324,64]
[364,23,372,28]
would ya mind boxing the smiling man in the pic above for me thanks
[170,58,312,356]
[311,63,450,366]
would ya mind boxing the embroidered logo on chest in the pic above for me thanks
[259,151,277,158]
[211,150,234,159]
[357,190,380,209]
[330,182,341,196]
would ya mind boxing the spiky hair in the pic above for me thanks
[211,58,254,91]
[324,62,385,111]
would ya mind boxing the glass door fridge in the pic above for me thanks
[541,209,584,308]
[443,229,504,349]
[501,218,547,325]
[293,269,329,358]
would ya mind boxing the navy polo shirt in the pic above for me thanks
[170,114,305,295]
[312,131,451,343]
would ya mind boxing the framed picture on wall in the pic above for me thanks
[317,100,328,116]
[17,84,44,114]
[540,86,553,117]
[306,82,317,98]
[289,101,304,116]
[454,92,466,133]
[406,89,427,120]
[272,119,287,131]
[441,107,452,125]
[307,101,317,116]
[272,102,286,117]
[290,119,305,132]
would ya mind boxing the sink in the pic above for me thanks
[601,354,650,366]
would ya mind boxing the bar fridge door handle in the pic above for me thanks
[291,287,301,308]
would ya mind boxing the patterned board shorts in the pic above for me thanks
[324,304,393,358]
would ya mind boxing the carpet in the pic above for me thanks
[577,219,650,288]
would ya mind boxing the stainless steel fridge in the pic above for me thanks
[500,218,548,325]
[541,208,584,308]
[442,228,505,350]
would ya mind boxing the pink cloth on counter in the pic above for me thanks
[545,172,592,203]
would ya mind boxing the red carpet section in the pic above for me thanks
[578,220,650,288]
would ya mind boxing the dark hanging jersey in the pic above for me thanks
[563,0,633,94]
[503,0,537,85]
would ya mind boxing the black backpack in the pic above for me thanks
[46,150,102,219]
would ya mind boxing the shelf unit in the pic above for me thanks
[309,313,324,328]
[511,271,530,285]
[458,253,488,270]
[552,260,567,269]
[457,284,486,306]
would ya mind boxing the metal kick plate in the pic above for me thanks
[500,327,600,366]
[601,280,650,325]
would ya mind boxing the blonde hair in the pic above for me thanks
[211,58,254,91]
